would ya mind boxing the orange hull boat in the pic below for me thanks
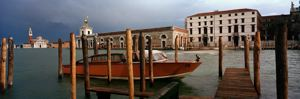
[63,61,200,79]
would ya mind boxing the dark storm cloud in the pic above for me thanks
[0,0,294,44]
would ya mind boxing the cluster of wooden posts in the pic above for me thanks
[218,23,288,98]
[58,29,181,99]
[0,37,14,94]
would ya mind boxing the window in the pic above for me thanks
[210,27,213,34]
[198,28,201,34]
[210,36,213,42]
[204,16,207,19]
[204,21,207,25]
[241,18,245,23]
[198,17,201,19]
[210,21,213,25]
[241,36,245,41]
[228,14,231,16]
[190,37,193,42]
[252,17,255,22]
[198,37,201,42]
[228,36,232,41]
[190,22,193,26]
[252,35,255,41]
[204,27,208,34]
[219,26,223,33]
[252,11,255,14]
[198,22,201,26]
[241,25,245,32]
[190,28,193,34]
[241,13,244,15]
[228,26,232,33]
[220,15,222,17]
[219,20,222,24]
[190,17,192,20]
[210,16,213,18]
[234,25,238,33]
[82,31,84,34]
[228,19,231,24]
[235,19,238,23]
[235,13,237,16]
[88,31,90,34]
[251,24,255,32]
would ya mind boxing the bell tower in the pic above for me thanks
[79,16,93,36]
[28,26,33,44]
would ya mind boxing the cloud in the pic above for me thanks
[0,0,294,44]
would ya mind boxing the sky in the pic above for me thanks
[0,0,299,44]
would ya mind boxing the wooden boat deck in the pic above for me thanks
[215,68,258,98]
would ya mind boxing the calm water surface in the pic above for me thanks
[0,49,299,99]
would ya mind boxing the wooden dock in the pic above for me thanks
[215,68,258,98]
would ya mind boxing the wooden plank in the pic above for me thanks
[88,87,153,97]
[215,68,258,98]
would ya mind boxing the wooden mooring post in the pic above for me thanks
[126,29,135,99]
[70,33,77,99]
[175,36,178,63]
[244,35,250,70]
[1,38,7,93]
[8,37,14,88]
[218,36,223,78]
[147,37,154,86]
[82,35,90,97]
[275,23,288,99]
[58,38,63,79]
[139,32,146,94]
[254,31,261,95]
[106,39,112,83]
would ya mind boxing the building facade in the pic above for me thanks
[22,26,49,48]
[76,16,96,48]
[96,26,188,49]
[186,8,261,48]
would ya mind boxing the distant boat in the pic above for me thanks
[63,50,201,79]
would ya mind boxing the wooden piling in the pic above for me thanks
[139,32,146,93]
[93,37,98,55]
[1,38,7,93]
[58,38,63,79]
[275,23,288,99]
[147,37,154,86]
[106,39,112,83]
[70,33,77,99]
[133,35,138,53]
[219,36,223,78]
[254,31,261,95]
[175,36,179,63]
[8,38,14,88]
[126,29,135,99]
[81,35,90,97]
[244,35,250,70]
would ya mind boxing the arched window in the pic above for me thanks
[161,35,167,39]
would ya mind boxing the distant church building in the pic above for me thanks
[75,17,188,49]
[22,26,49,48]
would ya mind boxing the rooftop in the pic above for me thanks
[188,8,259,18]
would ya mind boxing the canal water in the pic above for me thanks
[0,49,299,99]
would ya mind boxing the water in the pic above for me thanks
[0,49,299,99]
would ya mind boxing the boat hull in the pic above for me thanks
[63,61,201,79]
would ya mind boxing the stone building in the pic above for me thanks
[76,16,96,48]
[186,8,261,48]
[22,26,49,48]
[96,26,188,49]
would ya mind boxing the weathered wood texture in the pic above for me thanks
[70,33,77,99]
[8,38,14,87]
[254,31,261,95]
[58,38,63,79]
[244,35,250,70]
[139,32,146,93]
[150,82,179,99]
[215,68,258,98]
[147,37,154,86]
[1,38,7,93]
[107,39,112,83]
[218,36,223,78]
[81,35,90,97]
[275,24,288,99]
[126,29,135,99]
